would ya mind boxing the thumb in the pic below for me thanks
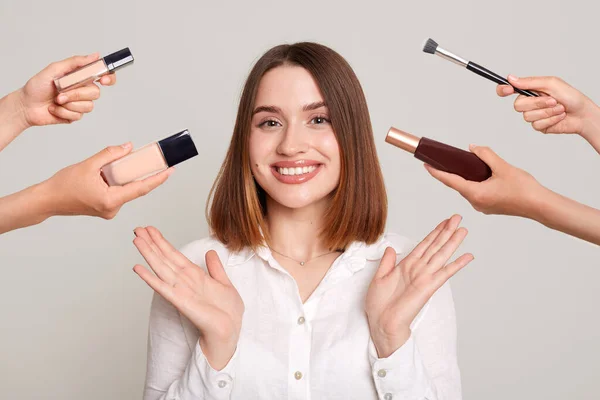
[45,53,100,78]
[507,75,563,94]
[89,142,133,168]
[374,247,398,280]
[468,145,504,171]
[205,250,232,286]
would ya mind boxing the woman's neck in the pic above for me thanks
[265,196,332,261]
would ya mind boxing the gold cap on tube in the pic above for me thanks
[385,127,421,154]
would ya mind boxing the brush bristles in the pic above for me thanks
[422,38,438,54]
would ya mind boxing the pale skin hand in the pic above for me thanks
[0,53,117,151]
[132,226,245,370]
[498,75,600,154]
[366,215,474,358]
[0,144,173,235]
[425,146,600,246]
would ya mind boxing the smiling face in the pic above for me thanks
[249,65,341,210]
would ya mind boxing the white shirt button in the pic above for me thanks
[218,380,227,388]
[384,393,393,400]
[377,369,387,378]
[297,316,306,325]
[294,371,303,380]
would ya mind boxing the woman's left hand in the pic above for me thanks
[365,215,473,358]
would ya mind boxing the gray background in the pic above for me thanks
[0,0,598,399]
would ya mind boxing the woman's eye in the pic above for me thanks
[310,116,330,125]
[259,120,281,128]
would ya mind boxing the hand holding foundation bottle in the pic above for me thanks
[0,143,173,235]
[497,75,600,155]
[132,226,244,370]
[425,145,600,246]
[0,53,118,151]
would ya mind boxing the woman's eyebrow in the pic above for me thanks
[302,101,327,112]
[252,105,282,115]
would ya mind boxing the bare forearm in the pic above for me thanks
[0,90,28,152]
[0,180,54,234]
[531,186,600,246]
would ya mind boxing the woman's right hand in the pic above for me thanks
[133,226,245,370]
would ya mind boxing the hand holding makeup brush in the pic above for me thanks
[425,145,600,246]
[0,53,117,152]
[497,75,600,154]
[366,215,473,358]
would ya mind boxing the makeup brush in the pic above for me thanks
[422,38,538,97]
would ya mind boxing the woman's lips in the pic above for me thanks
[271,163,323,184]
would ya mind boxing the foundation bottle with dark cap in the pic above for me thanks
[385,127,492,182]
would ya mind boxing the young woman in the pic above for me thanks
[133,42,473,400]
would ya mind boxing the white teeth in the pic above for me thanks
[276,165,318,176]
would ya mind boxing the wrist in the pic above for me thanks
[199,334,239,371]
[525,184,556,226]
[7,89,31,131]
[580,100,600,141]
[36,179,60,220]
[370,327,411,359]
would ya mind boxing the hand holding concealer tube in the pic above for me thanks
[0,53,118,152]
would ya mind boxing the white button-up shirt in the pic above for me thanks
[143,233,462,400]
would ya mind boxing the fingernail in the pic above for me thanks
[508,74,518,81]
[121,142,132,150]
[166,167,175,176]
[555,104,565,113]
[469,144,477,150]
[133,230,138,237]
[57,95,67,104]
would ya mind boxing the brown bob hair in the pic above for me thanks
[207,42,387,252]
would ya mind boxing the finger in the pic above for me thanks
[514,95,557,112]
[427,227,469,273]
[99,73,117,86]
[532,113,567,132]
[133,264,174,299]
[109,167,173,204]
[468,145,505,171]
[90,143,133,168]
[56,84,100,104]
[424,164,475,197]
[507,75,564,93]
[374,247,398,280]
[60,101,95,114]
[133,236,178,284]
[134,227,167,260]
[45,53,100,77]
[408,218,448,260]
[433,253,474,287]
[146,225,193,268]
[421,215,462,264]
[205,250,231,286]
[48,104,83,122]
[522,104,565,122]
[496,85,514,97]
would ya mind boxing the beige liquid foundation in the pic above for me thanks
[101,130,198,186]
[54,48,134,93]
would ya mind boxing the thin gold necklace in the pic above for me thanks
[270,248,341,266]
